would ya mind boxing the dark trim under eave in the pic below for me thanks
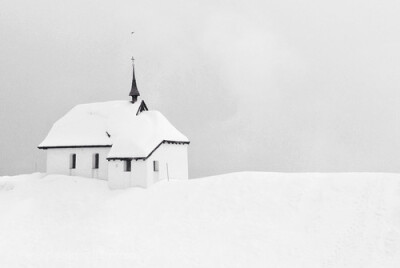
[107,140,190,161]
[38,145,112,150]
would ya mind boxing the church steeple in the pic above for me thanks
[129,57,140,103]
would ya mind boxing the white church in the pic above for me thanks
[38,60,190,189]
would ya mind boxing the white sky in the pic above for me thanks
[1,0,400,177]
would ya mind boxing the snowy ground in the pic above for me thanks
[0,172,400,267]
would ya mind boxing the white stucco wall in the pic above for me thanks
[147,143,189,182]
[46,147,110,180]
[108,160,148,189]
[45,143,188,189]
[107,143,189,189]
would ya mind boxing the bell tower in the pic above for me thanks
[129,57,140,103]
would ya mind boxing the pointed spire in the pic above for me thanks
[129,57,140,103]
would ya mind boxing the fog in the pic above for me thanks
[1,0,400,177]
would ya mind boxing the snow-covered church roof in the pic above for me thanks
[38,99,189,159]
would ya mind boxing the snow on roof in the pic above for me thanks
[38,99,189,159]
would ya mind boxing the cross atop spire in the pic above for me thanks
[129,57,140,103]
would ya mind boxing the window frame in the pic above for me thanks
[153,160,159,172]
[70,153,76,169]
[124,160,132,172]
[93,153,99,169]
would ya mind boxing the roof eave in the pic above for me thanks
[38,144,113,150]
[106,140,190,161]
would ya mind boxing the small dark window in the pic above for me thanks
[153,161,159,172]
[124,160,131,172]
[93,153,99,169]
[70,154,76,169]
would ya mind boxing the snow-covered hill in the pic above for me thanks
[0,172,399,267]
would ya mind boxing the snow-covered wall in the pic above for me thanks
[147,143,189,182]
[45,143,188,188]
[108,160,148,189]
[107,143,188,189]
[46,147,110,180]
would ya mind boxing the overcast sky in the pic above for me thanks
[1,0,400,177]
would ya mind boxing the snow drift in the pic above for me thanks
[0,172,400,267]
